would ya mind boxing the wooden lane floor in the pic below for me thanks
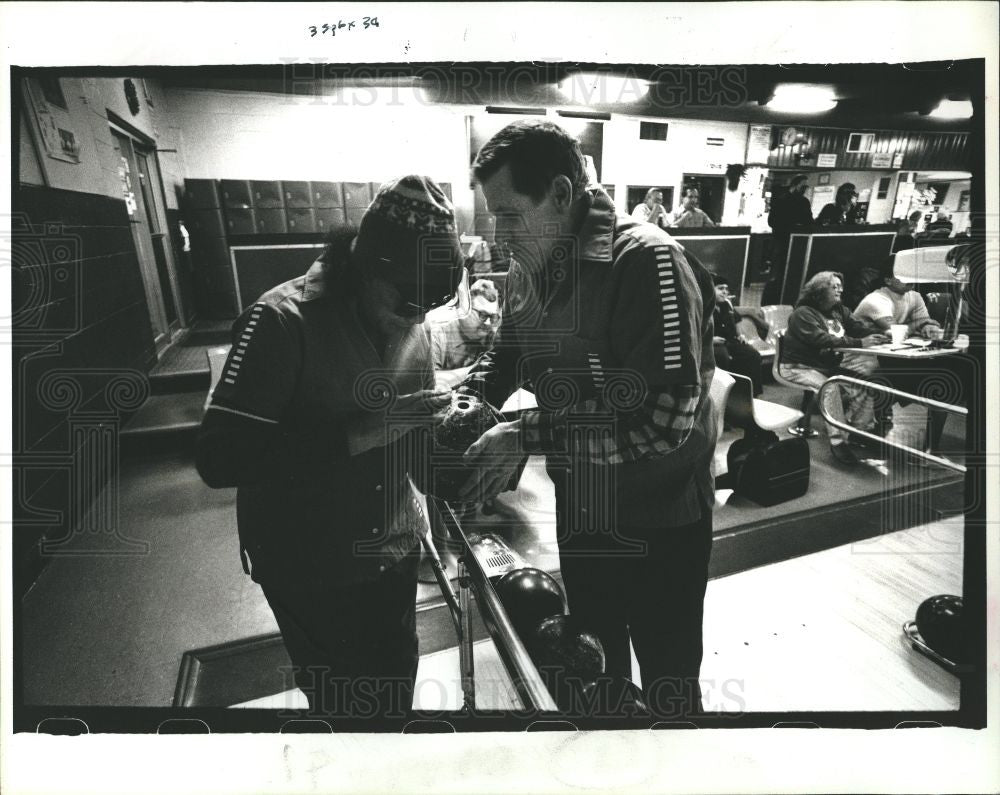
[238,518,964,712]
[693,517,963,713]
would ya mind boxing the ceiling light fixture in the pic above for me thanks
[766,85,838,114]
[557,73,649,105]
[929,99,973,119]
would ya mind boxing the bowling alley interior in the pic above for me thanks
[9,61,988,725]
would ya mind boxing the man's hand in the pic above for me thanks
[921,323,944,340]
[457,420,523,502]
[861,334,889,348]
[392,388,452,416]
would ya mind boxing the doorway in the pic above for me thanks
[681,174,726,225]
[111,127,184,354]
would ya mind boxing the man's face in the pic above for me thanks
[648,191,663,207]
[479,163,568,275]
[885,276,910,295]
[684,191,700,209]
[714,283,731,303]
[458,294,500,340]
[793,180,808,195]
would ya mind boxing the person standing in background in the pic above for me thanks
[429,277,502,383]
[764,174,812,304]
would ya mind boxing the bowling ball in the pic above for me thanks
[425,393,500,501]
[494,567,567,640]
[528,614,606,712]
[528,614,605,682]
[915,594,967,663]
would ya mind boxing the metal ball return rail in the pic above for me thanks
[417,493,559,712]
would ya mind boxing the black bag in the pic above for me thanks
[727,432,810,506]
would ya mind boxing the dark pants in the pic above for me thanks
[557,509,714,719]
[715,340,764,396]
[259,545,420,718]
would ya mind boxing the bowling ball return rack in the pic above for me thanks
[419,494,559,712]
[901,621,972,676]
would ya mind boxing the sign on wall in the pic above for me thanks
[23,78,81,164]
[746,125,772,164]
[816,153,838,168]
[871,152,893,169]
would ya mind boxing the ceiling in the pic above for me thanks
[105,60,983,132]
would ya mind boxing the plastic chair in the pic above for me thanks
[771,330,819,438]
[722,368,803,439]
[709,368,736,478]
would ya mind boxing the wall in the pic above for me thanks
[602,116,749,221]
[14,75,182,594]
[162,87,475,229]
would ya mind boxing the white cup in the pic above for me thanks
[890,324,908,345]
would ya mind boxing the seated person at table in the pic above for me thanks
[429,277,501,387]
[853,265,949,451]
[671,188,717,228]
[630,187,669,229]
[920,210,954,239]
[711,274,767,396]
[779,271,887,466]
[817,183,862,226]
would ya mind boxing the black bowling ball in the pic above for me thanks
[426,393,500,501]
[528,614,605,682]
[915,594,967,663]
[494,567,566,640]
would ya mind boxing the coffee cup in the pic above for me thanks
[890,324,908,345]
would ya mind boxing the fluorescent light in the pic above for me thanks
[929,99,973,119]
[766,85,837,114]
[557,73,648,105]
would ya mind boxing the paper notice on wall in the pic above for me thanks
[746,125,771,163]
[859,188,872,203]
[810,185,835,215]
[892,152,905,169]
[871,152,893,169]
[816,153,837,168]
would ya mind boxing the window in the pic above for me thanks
[877,177,891,200]
[639,121,668,141]
[846,133,875,153]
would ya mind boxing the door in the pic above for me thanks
[681,174,726,225]
[111,128,183,354]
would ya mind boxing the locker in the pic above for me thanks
[255,208,288,234]
[342,182,372,208]
[283,181,313,209]
[250,180,284,209]
[220,180,253,209]
[225,207,256,235]
[187,208,226,239]
[286,207,317,233]
[312,182,344,208]
[315,207,346,233]
[183,179,220,209]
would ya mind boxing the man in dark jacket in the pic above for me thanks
[196,175,462,716]
[764,174,813,303]
[459,120,717,718]
[778,270,886,465]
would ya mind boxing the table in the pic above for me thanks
[838,337,966,359]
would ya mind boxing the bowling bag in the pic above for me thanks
[727,432,810,506]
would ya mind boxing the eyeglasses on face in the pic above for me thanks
[471,308,500,324]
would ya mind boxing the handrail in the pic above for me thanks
[431,497,559,712]
[817,375,967,473]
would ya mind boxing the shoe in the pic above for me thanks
[788,424,819,438]
[830,442,859,466]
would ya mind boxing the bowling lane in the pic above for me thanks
[695,517,963,713]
